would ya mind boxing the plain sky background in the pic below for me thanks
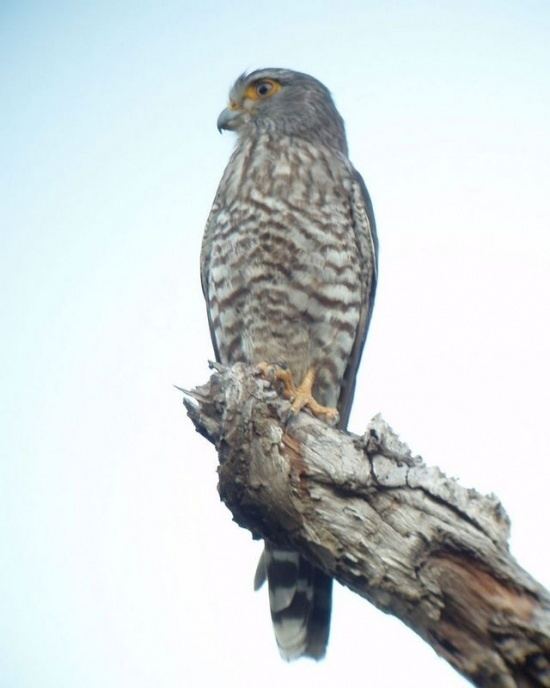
[1,2,549,687]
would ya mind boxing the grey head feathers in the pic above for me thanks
[217,68,348,154]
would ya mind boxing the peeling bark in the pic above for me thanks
[183,363,550,688]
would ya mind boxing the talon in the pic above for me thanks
[257,361,293,394]
[256,361,273,379]
[257,363,338,423]
[289,368,339,422]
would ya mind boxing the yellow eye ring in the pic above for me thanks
[244,79,281,101]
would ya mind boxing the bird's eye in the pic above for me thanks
[243,79,281,101]
[256,81,273,97]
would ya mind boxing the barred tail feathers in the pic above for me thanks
[255,545,332,661]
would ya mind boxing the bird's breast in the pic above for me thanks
[208,136,362,395]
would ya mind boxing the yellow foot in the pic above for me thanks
[289,368,339,422]
[257,363,339,423]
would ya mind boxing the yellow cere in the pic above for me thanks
[244,79,282,101]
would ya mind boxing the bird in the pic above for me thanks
[200,68,378,661]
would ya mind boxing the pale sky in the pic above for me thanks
[1,2,549,687]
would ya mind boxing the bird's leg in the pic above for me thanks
[290,367,339,422]
[257,363,339,423]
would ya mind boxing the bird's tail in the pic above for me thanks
[254,544,332,661]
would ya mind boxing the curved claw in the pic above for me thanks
[257,362,339,423]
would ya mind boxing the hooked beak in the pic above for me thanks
[217,106,241,133]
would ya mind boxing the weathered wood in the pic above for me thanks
[183,362,550,687]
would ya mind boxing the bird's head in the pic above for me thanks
[217,68,347,153]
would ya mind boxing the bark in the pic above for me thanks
[183,362,550,688]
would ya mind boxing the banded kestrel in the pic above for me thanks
[201,68,378,660]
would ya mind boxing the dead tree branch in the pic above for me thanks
[183,363,550,688]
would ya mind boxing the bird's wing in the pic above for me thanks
[200,201,222,363]
[336,168,378,429]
